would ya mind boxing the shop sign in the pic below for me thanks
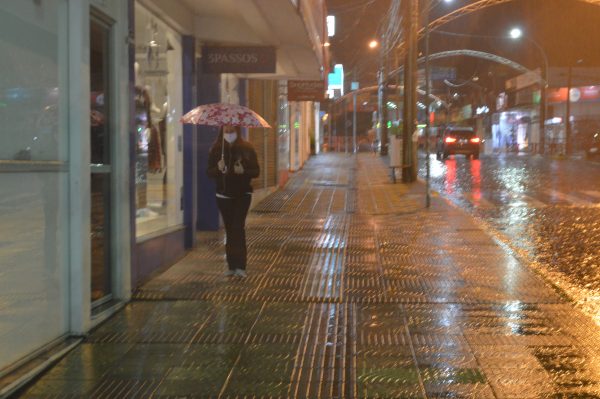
[547,88,568,103]
[288,80,325,102]
[580,86,600,100]
[516,87,535,106]
[547,86,600,103]
[533,90,541,105]
[462,104,473,119]
[505,69,542,91]
[476,106,489,115]
[201,46,276,73]
[496,92,507,111]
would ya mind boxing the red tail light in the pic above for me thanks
[470,137,481,143]
[445,137,457,143]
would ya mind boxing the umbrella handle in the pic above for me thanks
[221,133,225,160]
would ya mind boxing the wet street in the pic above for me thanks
[17,153,600,398]
[418,152,600,322]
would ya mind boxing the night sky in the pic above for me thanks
[326,0,600,90]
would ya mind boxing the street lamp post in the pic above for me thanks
[424,0,454,207]
[378,41,389,156]
[510,27,549,155]
[424,0,432,208]
[402,0,419,183]
[344,98,348,153]
[353,90,357,153]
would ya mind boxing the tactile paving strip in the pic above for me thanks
[19,153,600,399]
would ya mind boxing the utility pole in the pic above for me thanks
[352,67,358,154]
[332,100,337,151]
[353,91,357,153]
[565,66,573,155]
[328,99,333,152]
[402,0,418,183]
[424,0,431,207]
[378,37,388,156]
[540,69,547,154]
[344,98,348,153]
[381,78,389,156]
[377,70,383,149]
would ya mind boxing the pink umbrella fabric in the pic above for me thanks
[180,103,271,128]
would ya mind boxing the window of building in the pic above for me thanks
[134,3,183,238]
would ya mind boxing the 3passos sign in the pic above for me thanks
[202,46,276,73]
[288,80,325,101]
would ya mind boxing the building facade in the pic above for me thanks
[0,0,132,388]
[492,67,600,154]
[0,0,326,394]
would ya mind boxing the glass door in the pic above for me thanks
[90,16,113,305]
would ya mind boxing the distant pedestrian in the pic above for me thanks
[207,125,260,278]
[372,138,380,154]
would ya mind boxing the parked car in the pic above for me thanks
[436,126,480,160]
[586,131,600,159]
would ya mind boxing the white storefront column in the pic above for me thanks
[65,0,132,333]
[94,0,132,307]
[66,0,92,335]
[314,102,321,154]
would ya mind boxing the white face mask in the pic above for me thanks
[224,132,237,143]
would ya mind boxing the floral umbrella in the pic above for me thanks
[180,103,271,128]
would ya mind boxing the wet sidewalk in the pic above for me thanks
[18,153,600,398]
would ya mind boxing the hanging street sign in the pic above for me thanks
[288,80,325,102]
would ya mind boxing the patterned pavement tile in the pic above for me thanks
[17,154,600,399]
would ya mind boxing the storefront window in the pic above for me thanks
[278,81,290,173]
[0,0,69,370]
[0,2,67,161]
[134,4,183,237]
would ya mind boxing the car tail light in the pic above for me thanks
[445,137,457,143]
[470,137,481,143]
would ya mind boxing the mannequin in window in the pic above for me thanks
[158,116,168,207]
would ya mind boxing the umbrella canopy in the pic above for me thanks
[180,103,271,128]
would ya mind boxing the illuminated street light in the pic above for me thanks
[509,27,523,39]
[423,0,455,207]
[369,40,379,49]
[509,27,548,154]
[327,15,335,37]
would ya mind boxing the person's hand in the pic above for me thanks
[218,158,227,173]
[233,159,244,174]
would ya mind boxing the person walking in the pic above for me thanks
[207,125,260,278]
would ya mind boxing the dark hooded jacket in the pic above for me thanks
[207,137,260,198]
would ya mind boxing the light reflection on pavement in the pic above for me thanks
[419,153,600,324]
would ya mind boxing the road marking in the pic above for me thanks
[544,189,591,206]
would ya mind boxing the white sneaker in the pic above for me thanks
[224,269,236,277]
[234,269,247,278]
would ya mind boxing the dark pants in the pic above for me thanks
[216,194,252,270]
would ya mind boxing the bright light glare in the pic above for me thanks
[327,15,335,37]
[324,42,331,47]
[510,27,523,39]
[369,40,379,49]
